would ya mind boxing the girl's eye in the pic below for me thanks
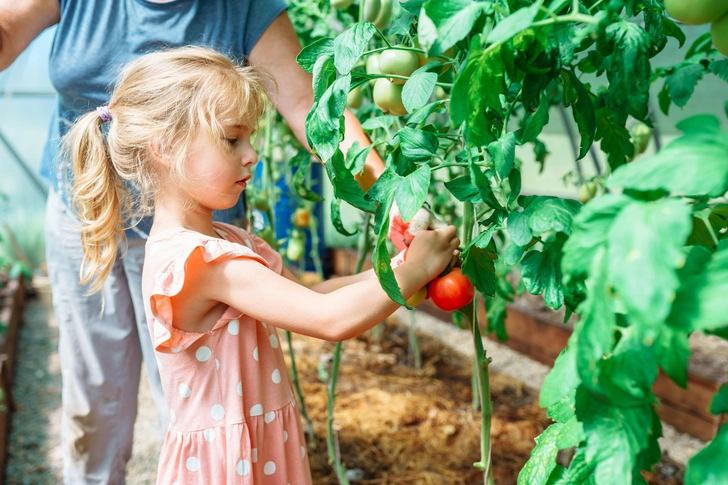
[225,138,239,145]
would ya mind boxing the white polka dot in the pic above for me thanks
[265,411,276,424]
[252,448,258,463]
[237,382,243,397]
[196,346,211,362]
[186,456,200,472]
[228,318,240,335]
[211,404,225,420]
[269,334,279,348]
[215,359,220,370]
[301,445,306,459]
[264,461,276,475]
[236,459,251,476]
[178,384,191,398]
[283,430,289,443]
[272,369,281,384]
[250,404,263,416]
[203,428,215,442]
[253,347,259,361]
[170,409,176,424]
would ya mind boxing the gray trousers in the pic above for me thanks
[45,188,168,485]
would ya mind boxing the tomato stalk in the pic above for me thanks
[287,331,315,444]
[408,308,422,370]
[462,200,494,485]
[327,214,372,485]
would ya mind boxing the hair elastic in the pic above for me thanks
[96,106,112,123]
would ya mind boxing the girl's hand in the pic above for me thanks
[404,226,460,281]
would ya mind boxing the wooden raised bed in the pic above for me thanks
[0,275,27,485]
[332,248,727,442]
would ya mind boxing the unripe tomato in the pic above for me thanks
[373,0,393,30]
[362,0,381,23]
[713,13,728,56]
[286,232,306,262]
[347,85,363,109]
[428,268,475,312]
[379,46,419,84]
[330,0,354,10]
[414,39,455,74]
[406,286,428,307]
[292,208,311,228]
[373,78,407,116]
[435,86,448,100]
[630,122,652,156]
[578,182,597,204]
[366,54,381,86]
[665,0,728,25]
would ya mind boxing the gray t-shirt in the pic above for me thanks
[40,0,288,236]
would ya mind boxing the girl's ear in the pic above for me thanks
[149,140,171,167]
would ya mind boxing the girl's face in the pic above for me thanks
[184,123,258,212]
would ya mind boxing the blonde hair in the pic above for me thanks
[64,46,271,293]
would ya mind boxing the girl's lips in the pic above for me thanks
[236,176,251,188]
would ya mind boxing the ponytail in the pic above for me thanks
[64,110,132,294]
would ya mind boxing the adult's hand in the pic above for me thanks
[248,11,385,191]
[0,0,60,72]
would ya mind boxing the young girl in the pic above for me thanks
[65,46,460,484]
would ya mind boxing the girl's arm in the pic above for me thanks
[0,0,60,72]
[196,228,459,342]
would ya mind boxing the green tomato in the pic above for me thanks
[347,85,363,109]
[252,196,270,212]
[362,0,381,22]
[435,86,448,100]
[379,46,419,84]
[373,0,393,30]
[373,78,407,116]
[665,0,728,25]
[630,122,652,156]
[713,13,728,56]
[286,232,306,262]
[366,54,381,86]
[330,0,354,10]
[578,182,597,204]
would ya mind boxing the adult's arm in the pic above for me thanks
[0,0,60,72]
[248,11,385,190]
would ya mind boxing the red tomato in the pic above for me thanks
[388,212,414,252]
[428,268,475,312]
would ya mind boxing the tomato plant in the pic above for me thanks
[429,268,475,311]
[293,0,728,483]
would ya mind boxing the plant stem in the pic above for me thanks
[327,214,372,485]
[409,309,421,371]
[287,330,315,443]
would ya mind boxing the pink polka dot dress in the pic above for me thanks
[142,222,313,484]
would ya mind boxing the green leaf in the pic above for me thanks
[469,163,503,210]
[399,127,439,162]
[324,150,377,213]
[330,198,358,237]
[395,165,431,222]
[312,56,337,102]
[598,328,659,405]
[372,194,408,307]
[523,196,581,236]
[406,100,446,126]
[710,385,728,415]
[503,242,524,266]
[576,388,654,485]
[562,193,632,279]
[366,170,403,205]
[508,167,522,204]
[297,37,335,73]
[540,341,580,409]
[666,63,704,109]
[462,228,497,297]
[517,93,550,146]
[521,235,566,309]
[291,150,325,202]
[345,142,374,178]
[603,21,651,120]
[595,107,634,169]
[654,326,690,388]
[507,211,533,247]
[669,242,728,334]
[489,132,517,180]
[306,74,350,162]
[423,0,485,53]
[607,130,728,198]
[608,199,692,329]
[402,67,438,113]
[676,114,723,134]
[518,422,562,485]
[444,174,482,203]
[334,22,378,75]
[564,70,596,159]
[361,115,399,131]
[488,1,542,46]
[684,424,728,485]
[710,59,728,83]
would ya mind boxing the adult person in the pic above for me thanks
[0,1,385,483]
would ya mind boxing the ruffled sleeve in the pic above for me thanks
[149,237,268,353]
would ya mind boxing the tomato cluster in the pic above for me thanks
[665,0,728,55]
